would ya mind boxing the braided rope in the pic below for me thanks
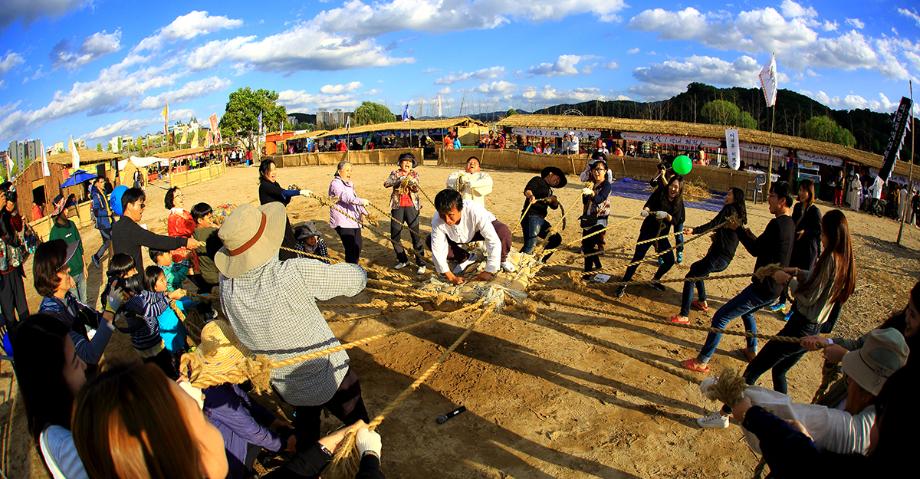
[324,304,497,479]
[535,271,754,289]
[534,295,808,345]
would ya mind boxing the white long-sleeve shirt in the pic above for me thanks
[446,171,493,207]
[430,201,500,274]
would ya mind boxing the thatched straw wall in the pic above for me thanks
[270,148,424,168]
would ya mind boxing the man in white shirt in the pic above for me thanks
[427,188,514,285]
[446,156,493,207]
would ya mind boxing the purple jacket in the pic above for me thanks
[203,384,283,479]
[328,175,367,229]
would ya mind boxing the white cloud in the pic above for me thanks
[278,89,361,112]
[631,55,763,100]
[135,10,243,52]
[527,55,581,76]
[185,24,413,72]
[312,0,628,37]
[438,86,451,95]
[780,1,817,19]
[138,76,230,110]
[82,117,159,140]
[606,61,619,69]
[476,80,516,96]
[0,51,25,75]
[627,47,640,54]
[0,0,87,28]
[822,20,838,31]
[517,85,604,105]
[899,8,920,27]
[320,81,362,94]
[435,66,504,85]
[845,18,865,29]
[806,90,899,112]
[52,29,122,69]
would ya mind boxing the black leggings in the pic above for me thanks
[582,223,606,272]
[390,206,425,265]
[335,227,363,264]
[621,237,674,283]
[743,309,821,393]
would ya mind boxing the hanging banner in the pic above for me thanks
[797,150,843,167]
[620,131,721,148]
[511,127,600,139]
[740,142,788,157]
[879,96,912,182]
[725,128,741,170]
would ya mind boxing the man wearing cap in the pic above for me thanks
[446,156,493,207]
[112,188,202,271]
[520,167,565,261]
[428,188,515,285]
[725,328,909,455]
[382,153,426,274]
[216,202,370,450]
[48,195,87,303]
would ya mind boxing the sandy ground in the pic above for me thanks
[3,162,919,478]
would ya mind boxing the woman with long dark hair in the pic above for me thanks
[0,187,29,327]
[670,187,747,324]
[580,158,613,277]
[744,209,856,393]
[614,175,685,298]
[12,314,92,478]
[258,159,312,261]
[771,179,822,313]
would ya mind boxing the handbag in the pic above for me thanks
[7,243,23,268]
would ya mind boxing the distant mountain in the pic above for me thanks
[527,83,906,158]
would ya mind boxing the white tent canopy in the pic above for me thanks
[118,156,169,170]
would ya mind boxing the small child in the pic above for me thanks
[99,253,137,310]
[294,222,329,263]
[190,202,221,293]
[117,270,178,379]
[149,249,190,292]
[144,265,189,366]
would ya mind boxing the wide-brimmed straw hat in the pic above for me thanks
[180,320,256,388]
[541,166,568,188]
[841,328,909,396]
[215,202,286,278]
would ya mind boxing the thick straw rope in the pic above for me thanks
[324,304,497,479]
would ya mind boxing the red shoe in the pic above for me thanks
[691,300,709,312]
[670,314,690,324]
[681,358,710,373]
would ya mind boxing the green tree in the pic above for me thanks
[701,100,741,126]
[506,108,518,117]
[804,116,856,147]
[96,143,103,152]
[737,111,758,129]
[353,101,395,126]
[219,87,289,151]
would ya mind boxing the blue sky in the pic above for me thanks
[0,0,918,147]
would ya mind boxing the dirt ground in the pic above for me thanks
[3,162,919,478]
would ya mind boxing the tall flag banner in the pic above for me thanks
[161,102,169,135]
[280,119,284,135]
[68,136,80,170]
[437,95,442,118]
[209,113,220,144]
[206,129,213,148]
[759,54,778,107]
[5,155,12,179]
[179,125,188,145]
[40,141,51,177]
[258,110,263,142]
[345,114,350,133]
[879,96,913,182]
[725,128,741,170]
[191,124,200,148]
[402,104,409,121]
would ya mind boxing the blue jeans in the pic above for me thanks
[679,256,730,316]
[521,215,551,254]
[697,284,775,363]
[69,272,87,304]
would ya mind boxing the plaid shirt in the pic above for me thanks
[383,170,421,210]
[219,257,367,406]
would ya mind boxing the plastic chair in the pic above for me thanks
[749,174,767,203]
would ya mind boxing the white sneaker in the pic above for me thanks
[453,253,479,275]
[696,411,729,429]
[501,260,517,273]
[394,262,409,270]
[417,265,427,274]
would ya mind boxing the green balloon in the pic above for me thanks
[673,155,693,176]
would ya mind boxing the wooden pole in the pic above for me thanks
[766,104,776,196]
[897,80,915,246]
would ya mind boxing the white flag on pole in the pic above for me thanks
[759,53,778,107]
[725,128,741,170]
[437,95,442,118]
[68,136,80,170]
[40,141,51,176]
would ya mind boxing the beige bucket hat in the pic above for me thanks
[841,328,909,396]
[215,202,287,278]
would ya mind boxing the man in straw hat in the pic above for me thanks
[215,202,371,450]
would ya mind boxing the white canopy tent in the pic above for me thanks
[117,156,169,171]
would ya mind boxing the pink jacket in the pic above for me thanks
[328,176,367,229]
